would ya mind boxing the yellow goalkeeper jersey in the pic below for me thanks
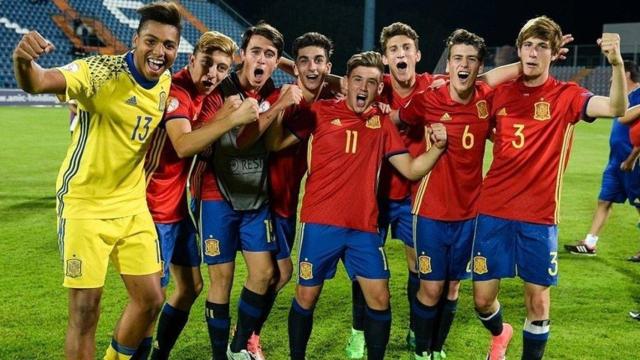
[56,52,171,219]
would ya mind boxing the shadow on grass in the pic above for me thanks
[2,196,56,211]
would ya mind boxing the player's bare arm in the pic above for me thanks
[167,96,258,158]
[480,34,574,87]
[264,110,300,151]
[620,146,640,172]
[616,104,640,124]
[235,83,302,149]
[388,123,447,180]
[13,31,66,94]
[586,33,629,118]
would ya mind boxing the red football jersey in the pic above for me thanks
[378,73,434,200]
[477,76,593,224]
[630,119,640,147]
[145,68,206,223]
[400,82,493,220]
[198,87,280,201]
[287,99,408,233]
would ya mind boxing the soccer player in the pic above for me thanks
[269,51,447,360]
[143,31,259,360]
[395,29,493,360]
[472,16,628,360]
[198,22,300,360]
[12,2,182,359]
[249,32,336,360]
[564,60,640,257]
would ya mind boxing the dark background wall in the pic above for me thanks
[228,0,640,74]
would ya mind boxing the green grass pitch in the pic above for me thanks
[2,106,640,359]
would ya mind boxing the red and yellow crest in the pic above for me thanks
[473,256,488,275]
[534,100,551,121]
[366,115,381,129]
[205,238,220,257]
[476,100,489,119]
[418,255,432,274]
[299,261,314,280]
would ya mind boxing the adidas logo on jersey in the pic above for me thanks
[440,113,452,121]
[330,118,342,126]
[126,96,137,106]
[497,107,507,116]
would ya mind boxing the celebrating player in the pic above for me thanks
[13,2,181,359]
[268,51,447,360]
[394,29,493,360]
[144,31,259,360]
[472,16,628,360]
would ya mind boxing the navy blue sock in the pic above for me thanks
[352,281,366,331]
[288,299,314,360]
[407,271,420,332]
[364,306,392,360]
[477,306,504,336]
[131,337,152,360]
[254,287,277,335]
[205,301,230,360]
[230,287,267,352]
[431,298,457,352]
[522,319,550,360]
[150,304,189,360]
[413,298,438,355]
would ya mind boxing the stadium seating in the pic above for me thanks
[1,0,291,89]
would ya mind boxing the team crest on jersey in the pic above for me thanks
[65,258,82,278]
[158,91,167,111]
[440,113,452,121]
[366,115,381,129]
[299,261,313,280]
[259,100,271,114]
[418,255,432,274]
[534,100,551,121]
[166,97,179,113]
[60,62,79,73]
[476,100,489,119]
[473,256,488,275]
[330,118,342,126]
[204,238,220,257]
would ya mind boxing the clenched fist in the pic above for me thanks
[13,31,55,62]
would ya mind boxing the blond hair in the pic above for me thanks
[194,31,238,57]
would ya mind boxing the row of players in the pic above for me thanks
[12,1,640,359]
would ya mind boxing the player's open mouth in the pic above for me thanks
[306,74,319,80]
[525,62,538,68]
[147,57,165,73]
[397,62,408,70]
[202,79,214,88]
[458,71,470,81]
[254,68,265,81]
[356,94,367,107]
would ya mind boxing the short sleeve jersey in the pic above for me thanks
[56,52,171,219]
[287,99,407,233]
[477,76,593,224]
[378,72,434,200]
[145,68,205,223]
[400,82,493,220]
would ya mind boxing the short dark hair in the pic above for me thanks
[240,21,284,58]
[379,22,419,53]
[624,60,640,83]
[136,1,182,34]
[292,32,334,60]
[446,29,487,62]
[346,51,384,77]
